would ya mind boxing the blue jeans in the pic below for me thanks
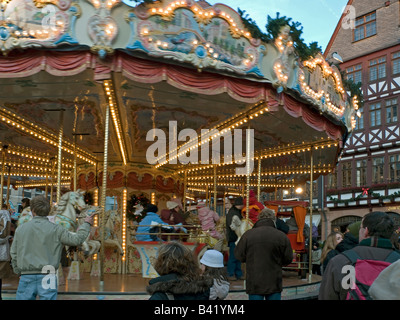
[249,292,281,300]
[227,242,242,278]
[16,274,58,300]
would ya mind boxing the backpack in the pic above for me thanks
[342,249,400,300]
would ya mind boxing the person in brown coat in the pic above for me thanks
[234,207,293,300]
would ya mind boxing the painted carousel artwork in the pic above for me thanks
[0,0,359,300]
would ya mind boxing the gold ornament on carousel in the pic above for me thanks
[32,0,59,8]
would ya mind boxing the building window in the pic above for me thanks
[356,159,367,187]
[370,102,381,127]
[369,57,386,82]
[389,154,400,183]
[327,172,337,189]
[386,98,398,123]
[354,12,376,42]
[392,52,400,75]
[355,106,364,130]
[372,157,385,184]
[342,162,352,188]
[346,64,362,84]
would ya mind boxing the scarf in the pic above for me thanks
[359,236,394,249]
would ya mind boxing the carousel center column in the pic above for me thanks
[100,96,111,288]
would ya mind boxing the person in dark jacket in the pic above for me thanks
[276,217,289,234]
[225,197,244,281]
[234,208,293,300]
[146,241,212,300]
[336,225,359,253]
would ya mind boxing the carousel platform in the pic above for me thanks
[2,269,321,300]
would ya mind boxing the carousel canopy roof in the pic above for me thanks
[0,0,358,193]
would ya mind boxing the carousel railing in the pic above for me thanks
[127,224,219,246]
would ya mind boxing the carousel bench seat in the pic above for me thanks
[132,241,206,278]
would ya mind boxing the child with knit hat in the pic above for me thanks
[200,249,230,300]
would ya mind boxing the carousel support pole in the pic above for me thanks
[49,157,56,206]
[73,133,77,191]
[5,165,11,208]
[222,192,226,217]
[257,156,262,202]
[308,148,314,283]
[121,187,127,275]
[245,122,251,222]
[0,145,8,206]
[205,185,209,206]
[213,165,217,212]
[120,168,128,275]
[56,109,65,205]
[183,170,187,211]
[100,102,111,288]
[45,174,49,198]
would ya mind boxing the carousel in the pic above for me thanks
[0,0,359,300]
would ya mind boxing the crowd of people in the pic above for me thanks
[144,197,400,301]
[0,192,399,301]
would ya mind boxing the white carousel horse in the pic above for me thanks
[92,210,123,255]
[53,190,99,257]
[230,215,253,245]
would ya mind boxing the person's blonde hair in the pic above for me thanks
[31,195,50,217]
[321,231,343,263]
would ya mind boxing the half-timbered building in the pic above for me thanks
[324,0,400,236]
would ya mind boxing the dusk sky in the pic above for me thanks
[207,0,350,52]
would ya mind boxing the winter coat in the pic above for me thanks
[10,216,90,275]
[209,278,230,300]
[312,248,322,265]
[160,209,186,225]
[136,212,171,242]
[234,218,293,295]
[147,273,212,300]
[198,207,223,240]
[226,206,242,243]
[276,218,289,234]
[335,232,358,252]
[160,209,188,241]
[322,249,339,273]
